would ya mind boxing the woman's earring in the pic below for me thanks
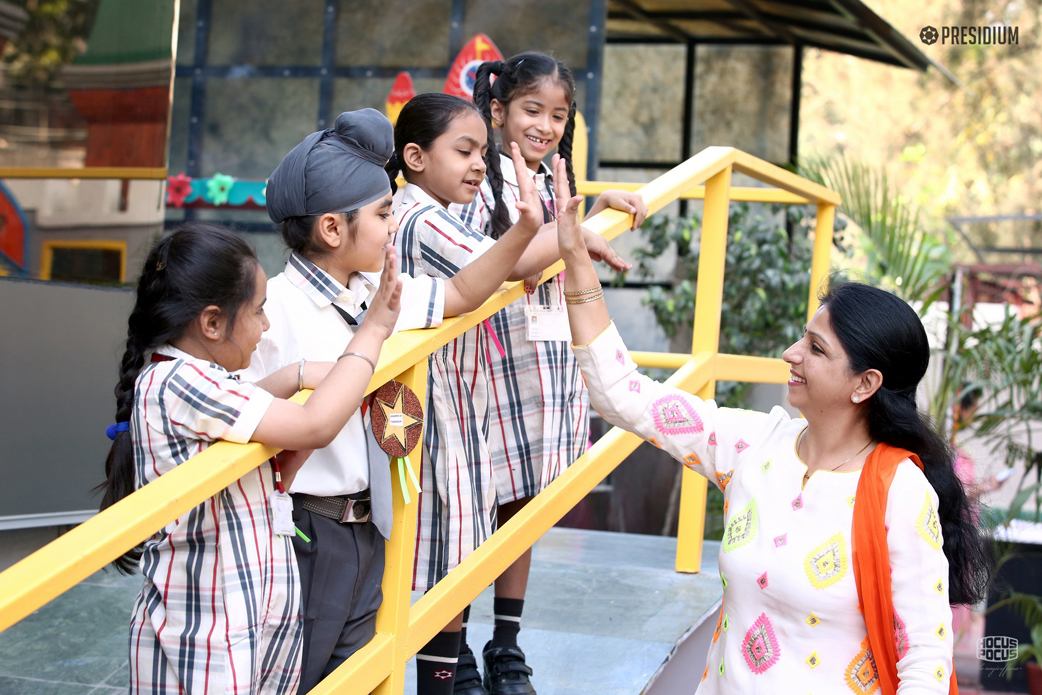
[852,395,860,403]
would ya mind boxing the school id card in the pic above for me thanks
[270,491,296,537]
[524,305,572,342]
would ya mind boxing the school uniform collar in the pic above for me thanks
[498,152,552,190]
[285,251,375,316]
[400,182,446,210]
[152,344,229,375]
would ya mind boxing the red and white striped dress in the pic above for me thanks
[452,153,591,503]
[393,183,499,592]
[127,345,301,695]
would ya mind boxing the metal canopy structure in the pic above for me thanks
[600,0,933,177]
[605,0,932,70]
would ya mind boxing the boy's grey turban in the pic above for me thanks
[266,108,394,223]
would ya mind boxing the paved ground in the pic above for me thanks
[0,529,724,694]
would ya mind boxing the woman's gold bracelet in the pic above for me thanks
[565,292,604,305]
[563,286,603,297]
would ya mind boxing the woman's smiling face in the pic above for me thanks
[782,306,863,416]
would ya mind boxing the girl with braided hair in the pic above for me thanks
[448,52,647,695]
[99,223,404,694]
[388,93,632,695]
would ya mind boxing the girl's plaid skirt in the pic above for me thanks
[412,326,498,592]
[486,274,590,503]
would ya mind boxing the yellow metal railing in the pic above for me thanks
[0,146,839,694]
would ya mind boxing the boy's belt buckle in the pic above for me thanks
[341,498,371,523]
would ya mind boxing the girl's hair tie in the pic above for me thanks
[106,422,130,440]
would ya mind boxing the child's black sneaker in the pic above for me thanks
[482,641,536,695]
[454,642,488,695]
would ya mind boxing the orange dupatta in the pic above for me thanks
[852,442,958,695]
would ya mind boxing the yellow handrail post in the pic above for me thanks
[374,362,427,695]
[305,363,430,695]
[675,165,732,574]
[807,203,835,318]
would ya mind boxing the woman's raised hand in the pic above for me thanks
[508,141,543,235]
[363,245,403,339]
[553,153,585,259]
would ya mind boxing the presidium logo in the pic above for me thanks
[920,24,1019,45]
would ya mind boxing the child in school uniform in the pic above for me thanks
[448,52,648,694]
[242,108,554,693]
[388,93,633,695]
[99,222,404,695]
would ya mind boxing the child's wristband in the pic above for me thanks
[298,358,306,392]
[338,351,376,372]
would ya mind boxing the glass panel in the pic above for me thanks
[599,45,684,163]
[176,0,197,66]
[207,0,323,66]
[692,45,792,164]
[201,77,319,180]
[50,246,121,284]
[0,0,177,169]
[337,0,451,68]
[463,0,591,69]
[332,77,444,116]
[167,77,192,175]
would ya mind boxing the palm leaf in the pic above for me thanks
[798,154,950,307]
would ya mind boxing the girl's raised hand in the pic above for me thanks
[553,153,585,258]
[508,141,543,235]
[595,190,648,231]
[582,230,632,273]
[363,245,404,339]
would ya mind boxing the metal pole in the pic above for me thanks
[186,0,212,180]
[584,0,608,179]
[807,202,834,317]
[316,0,339,129]
[675,165,732,573]
[789,44,803,167]
[680,41,696,217]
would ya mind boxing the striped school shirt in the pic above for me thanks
[128,345,301,695]
[451,153,590,503]
[393,183,500,591]
[241,252,445,507]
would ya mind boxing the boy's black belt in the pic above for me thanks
[295,491,371,523]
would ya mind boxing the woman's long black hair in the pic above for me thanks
[821,281,994,605]
[99,223,259,573]
[472,51,577,238]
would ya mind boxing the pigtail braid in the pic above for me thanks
[556,100,578,196]
[100,253,167,574]
[98,225,260,575]
[474,61,512,239]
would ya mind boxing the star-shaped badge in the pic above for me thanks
[370,380,424,457]
[377,386,421,450]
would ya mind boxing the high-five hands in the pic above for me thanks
[553,153,586,260]
[509,141,543,235]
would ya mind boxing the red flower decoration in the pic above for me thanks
[166,173,193,207]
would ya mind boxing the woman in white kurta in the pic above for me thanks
[546,155,992,694]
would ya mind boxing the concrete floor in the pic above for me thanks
[0,529,724,695]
